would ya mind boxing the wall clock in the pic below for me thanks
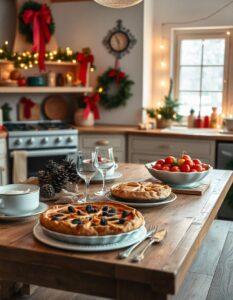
[103,20,136,59]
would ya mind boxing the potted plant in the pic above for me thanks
[146,79,182,128]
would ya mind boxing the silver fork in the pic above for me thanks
[118,224,158,259]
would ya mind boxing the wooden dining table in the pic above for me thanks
[0,163,232,300]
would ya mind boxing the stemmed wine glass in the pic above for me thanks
[76,151,97,202]
[94,147,115,196]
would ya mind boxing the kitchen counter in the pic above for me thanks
[73,125,233,141]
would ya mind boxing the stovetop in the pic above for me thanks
[4,121,74,132]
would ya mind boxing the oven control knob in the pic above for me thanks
[66,137,74,143]
[27,138,35,145]
[14,138,23,146]
[41,137,49,145]
[55,137,62,144]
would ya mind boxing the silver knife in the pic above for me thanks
[132,229,167,262]
[118,228,157,259]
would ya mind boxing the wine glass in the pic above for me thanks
[94,147,115,196]
[76,151,97,202]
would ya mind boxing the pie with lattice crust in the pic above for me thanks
[40,201,144,236]
[110,181,171,201]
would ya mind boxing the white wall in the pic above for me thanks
[0,0,143,125]
[151,0,233,109]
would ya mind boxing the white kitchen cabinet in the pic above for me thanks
[0,139,8,185]
[128,135,216,166]
[79,134,126,162]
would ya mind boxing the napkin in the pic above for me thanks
[12,151,27,183]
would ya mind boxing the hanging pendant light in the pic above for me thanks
[94,0,143,9]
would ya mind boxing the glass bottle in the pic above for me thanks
[210,107,218,128]
[187,109,195,128]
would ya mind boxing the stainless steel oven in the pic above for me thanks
[4,121,78,183]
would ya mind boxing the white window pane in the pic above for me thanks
[203,39,225,65]
[179,67,201,91]
[179,92,200,116]
[202,67,224,91]
[180,40,202,65]
[201,92,223,115]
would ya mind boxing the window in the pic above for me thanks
[174,30,230,117]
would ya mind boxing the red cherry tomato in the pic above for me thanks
[156,159,165,165]
[163,163,172,168]
[181,154,191,161]
[170,166,181,172]
[154,163,162,170]
[165,156,176,165]
[161,166,170,171]
[181,164,191,172]
[184,159,194,167]
[190,168,198,172]
[202,164,209,171]
[193,164,203,172]
[193,159,202,165]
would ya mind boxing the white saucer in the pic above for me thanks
[33,223,147,252]
[0,202,48,222]
[92,171,122,182]
[106,192,177,208]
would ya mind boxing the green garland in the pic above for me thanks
[19,1,55,44]
[97,68,134,109]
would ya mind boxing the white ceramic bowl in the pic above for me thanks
[145,162,212,187]
[0,184,40,216]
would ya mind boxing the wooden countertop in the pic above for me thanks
[73,125,233,141]
[0,164,232,300]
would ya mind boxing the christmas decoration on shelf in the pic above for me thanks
[145,79,182,128]
[20,97,35,119]
[76,48,94,86]
[77,93,100,120]
[97,67,134,109]
[0,42,95,77]
[19,1,55,71]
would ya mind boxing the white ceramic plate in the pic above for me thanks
[41,223,144,245]
[0,202,48,222]
[92,171,122,182]
[106,192,177,208]
[33,223,147,252]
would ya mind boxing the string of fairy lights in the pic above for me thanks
[0,41,96,71]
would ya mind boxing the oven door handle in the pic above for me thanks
[10,149,77,158]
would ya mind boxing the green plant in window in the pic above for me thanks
[146,79,182,121]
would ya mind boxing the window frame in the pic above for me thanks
[173,29,231,116]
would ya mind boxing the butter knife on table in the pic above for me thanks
[118,228,157,259]
[132,229,167,262]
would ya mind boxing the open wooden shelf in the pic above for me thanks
[0,86,93,94]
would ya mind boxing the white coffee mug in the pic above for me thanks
[0,184,40,216]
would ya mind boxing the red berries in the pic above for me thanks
[152,153,210,173]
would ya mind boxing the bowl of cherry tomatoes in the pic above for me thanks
[145,153,212,187]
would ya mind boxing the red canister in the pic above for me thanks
[204,116,210,128]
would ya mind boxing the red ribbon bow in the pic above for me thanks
[108,69,125,82]
[76,53,94,86]
[83,94,100,120]
[20,97,35,119]
[22,4,52,71]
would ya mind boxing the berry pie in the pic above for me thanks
[40,201,144,236]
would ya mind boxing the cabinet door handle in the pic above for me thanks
[95,140,110,146]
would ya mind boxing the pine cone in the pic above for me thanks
[45,160,59,173]
[52,166,69,193]
[61,159,79,183]
[40,184,55,199]
[38,170,52,186]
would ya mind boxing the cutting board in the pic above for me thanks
[43,95,69,120]
[18,102,40,121]
[172,183,210,195]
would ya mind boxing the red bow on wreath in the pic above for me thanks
[83,94,100,120]
[22,4,52,71]
[20,97,35,119]
[76,53,94,86]
[108,69,125,84]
